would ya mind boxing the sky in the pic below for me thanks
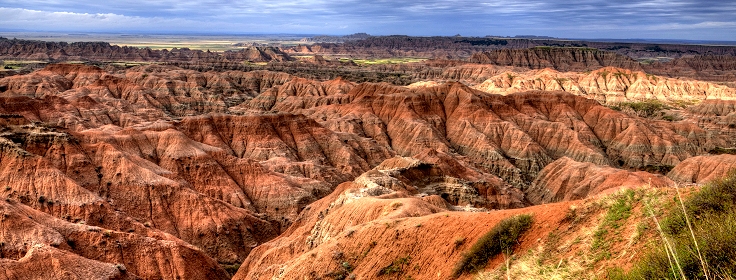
[0,0,735,40]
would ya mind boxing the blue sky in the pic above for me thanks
[1,0,735,40]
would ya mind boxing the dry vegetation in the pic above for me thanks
[472,171,736,280]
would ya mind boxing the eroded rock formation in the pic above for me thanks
[470,67,736,104]
[469,48,641,72]
[667,154,736,183]
[1,63,733,279]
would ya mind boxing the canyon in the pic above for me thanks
[0,36,736,279]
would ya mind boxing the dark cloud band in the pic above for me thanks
[0,0,734,40]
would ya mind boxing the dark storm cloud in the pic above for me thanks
[0,0,734,40]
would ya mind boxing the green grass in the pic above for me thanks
[379,256,411,276]
[610,170,736,280]
[451,214,533,278]
[710,147,736,155]
[1,60,48,70]
[221,263,241,277]
[609,99,672,118]
[342,57,427,65]
[591,190,636,261]
[641,164,675,174]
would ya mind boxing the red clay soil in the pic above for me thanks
[234,179,578,280]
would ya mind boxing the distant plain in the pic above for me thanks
[0,32,313,51]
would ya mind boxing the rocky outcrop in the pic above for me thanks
[0,124,279,266]
[0,86,395,270]
[1,64,724,189]
[352,156,525,209]
[0,244,135,280]
[689,99,736,116]
[527,157,673,204]
[271,82,718,184]
[470,48,641,72]
[667,154,736,183]
[471,67,736,104]
[0,198,229,279]
[233,170,576,280]
[644,55,736,82]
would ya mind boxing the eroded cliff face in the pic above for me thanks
[478,67,736,103]
[469,48,642,72]
[667,154,736,183]
[0,64,734,279]
[644,55,736,82]
[526,157,674,204]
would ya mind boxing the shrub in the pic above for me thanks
[609,100,671,118]
[612,170,736,280]
[709,147,736,155]
[221,264,240,277]
[641,164,675,175]
[451,214,533,278]
[379,256,411,276]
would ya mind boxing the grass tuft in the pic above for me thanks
[611,170,736,280]
[451,214,533,278]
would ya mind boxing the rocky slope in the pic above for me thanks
[468,67,736,104]
[644,55,736,82]
[667,154,736,183]
[234,158,688,279]
[233,157,571,280]
[469,48,641,72]
[526,157,673,204]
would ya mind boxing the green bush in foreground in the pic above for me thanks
[451,214,533,278]
[610,170,736,280]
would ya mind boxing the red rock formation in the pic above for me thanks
[644,55,736,82]
[0,199,229,279]
[0,244,135,280]
[470,48,641,72]
[0,63,732,278]
[667,154,736,183]
[527,157,673,204]
[233,176,574,280]
[269,82,717,183]
[471,67,736,104]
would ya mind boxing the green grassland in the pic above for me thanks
[1,60,48,70]
[113,42,249,51]
[339,57,427,65]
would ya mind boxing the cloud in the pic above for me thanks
[0,0,735,39]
